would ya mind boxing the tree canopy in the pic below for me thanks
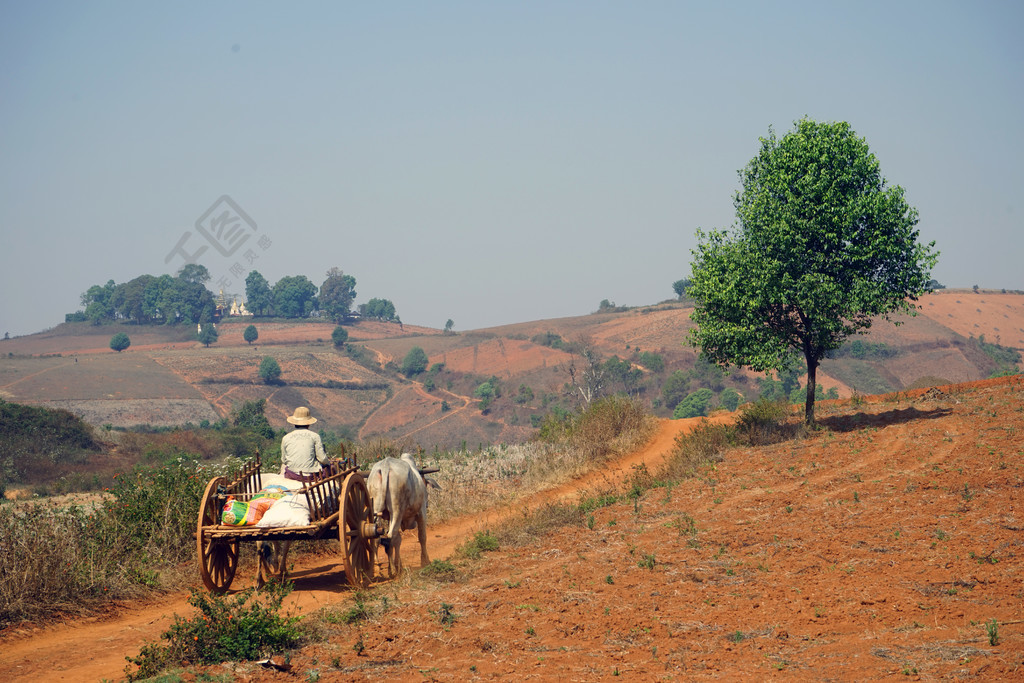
[319,268,357,322]
[272,275,318,318]
[243,324,258,345]
[360,297,398,322]
[401,346,429,376]
[244,270,273,316]
[688,118,938,425]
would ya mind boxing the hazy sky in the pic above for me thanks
[2,1,1021,338]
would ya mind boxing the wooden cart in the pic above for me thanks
[195,454,382,591]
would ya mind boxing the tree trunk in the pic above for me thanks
[804,357,818,426]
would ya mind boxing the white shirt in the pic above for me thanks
[280,428,329,474]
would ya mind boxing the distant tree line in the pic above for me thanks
[68,265,398,326]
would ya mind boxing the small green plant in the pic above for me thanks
[605,574,614,585]
[727,630,745,643]
[962,484,973,501]
[986,618,999,646]
[341,591,371,624]
[125,582,303,681]
[352,633,365,655]
[420,559,460,581]
[459,530,499,559]
[525,626,535,636]
[587,514,596,530]
[638,553,656,570]
[434,602,457,627]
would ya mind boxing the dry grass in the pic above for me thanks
[423,397,657,525]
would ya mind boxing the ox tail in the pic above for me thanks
[371,468,387,517]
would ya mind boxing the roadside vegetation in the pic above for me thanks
[0,394,653,632]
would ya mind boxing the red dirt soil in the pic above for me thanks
[3,376,1023,681]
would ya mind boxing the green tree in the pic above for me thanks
[661,370,690,410]
[177,263,211,285]
[259,356,282,384]
[688,118,938,425]
[245,270,273,316]
[603,355,642,395]
[474,377,501,411]
[359,297,398,322]
[331,325,348,348]
[109,332,131,352]
[637,351,664,373]
[197,324,218,347]
[672,278,690,299]
[112,274,155,323]
[672,388,714,419]
[319,267,357,322]
[444,319,454,334]
[82,280,116,324]
[243,324,258,345]
[272,275,318,318]
[719,387,742,412]
[401,346,429,376]
[232,398,274,439]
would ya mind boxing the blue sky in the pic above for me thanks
[2,1,1021,337]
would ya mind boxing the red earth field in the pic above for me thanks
[1,376,1022,681]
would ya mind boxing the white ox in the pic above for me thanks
[367,453,440,576]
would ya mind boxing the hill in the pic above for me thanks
[2,375,1020,680]
[0,290,1021,451]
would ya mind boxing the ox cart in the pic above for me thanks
[195,453,379,591]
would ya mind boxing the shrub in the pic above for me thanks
[736,398,792,445]
[567,395,652,463]
[719,387,742,412]
[259,356,282,384]
[331,325,348,348]
[125,583,303,681]
[660,420,737,481]
[197,325,218,347]
[459,530,499,559]
[242,324,258,345]
[109,332,131,352]
[637,351,664,373]
[232,398,275,440]
[673,388,715,418]
[661,370,690,410]
[401,347,429,376]
[0,458,212,627]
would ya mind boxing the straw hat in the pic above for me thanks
[286,406,317,425]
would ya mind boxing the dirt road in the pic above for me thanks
[0,416,707,682]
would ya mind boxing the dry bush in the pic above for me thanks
[423,397,656,525]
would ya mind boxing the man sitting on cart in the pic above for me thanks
[281,406,334,482]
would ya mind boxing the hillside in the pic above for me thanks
[2,376,1020,681]
[0,290,1021,451]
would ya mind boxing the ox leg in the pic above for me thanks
[387,518,403,577]
[416,511,430,567]
[256,540,291,588]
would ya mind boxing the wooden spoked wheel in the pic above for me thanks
[340,472,374,588]
[197,476,239,592]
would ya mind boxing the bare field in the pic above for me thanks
[4,377,1021,681]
